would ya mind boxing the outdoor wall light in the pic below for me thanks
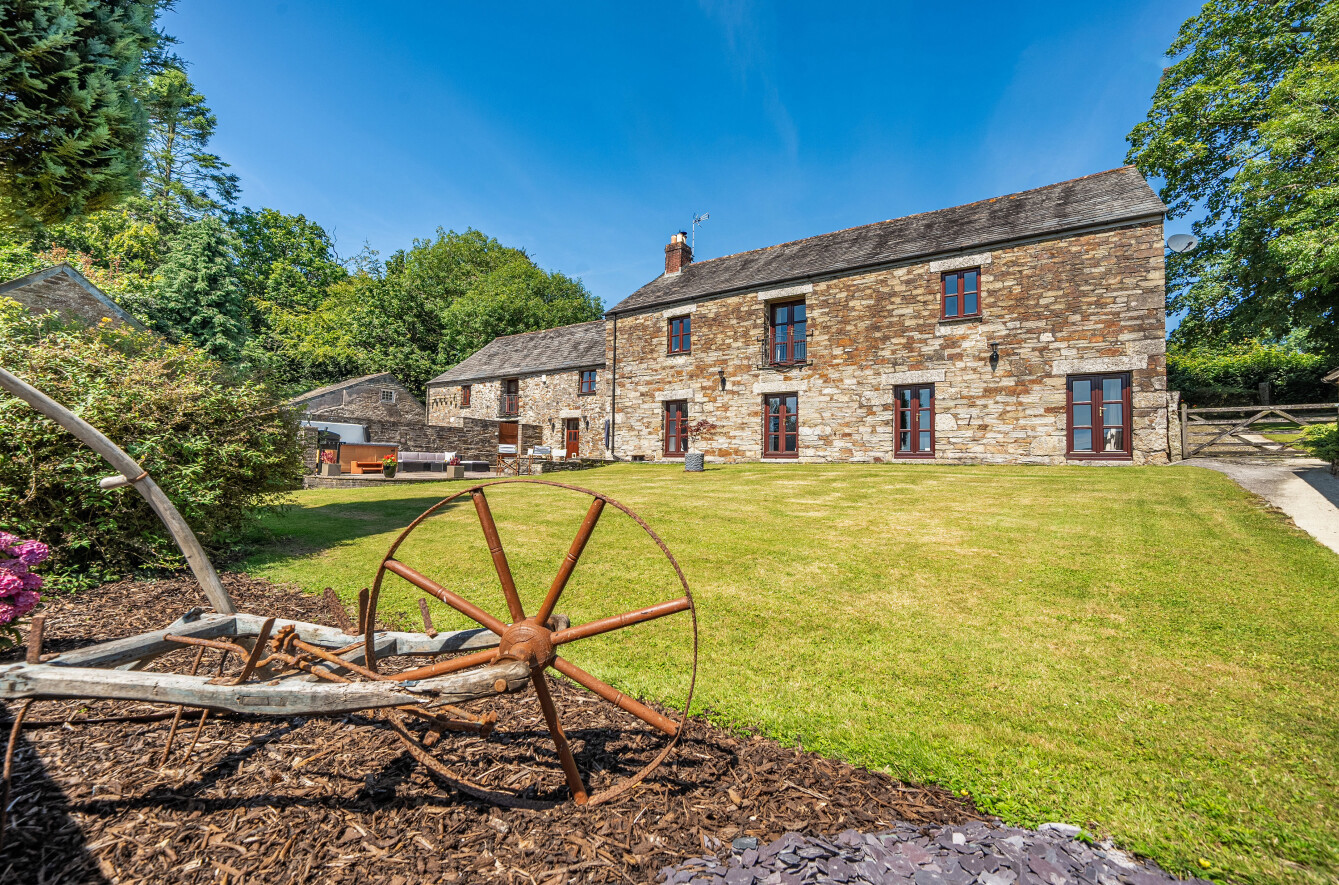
[718,368,727,391]
[988,342,1000,370]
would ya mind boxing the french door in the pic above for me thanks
[895,384,935,458]
[763,394,798,458]
[564,418,580,458]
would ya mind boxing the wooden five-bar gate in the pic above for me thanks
[1180,401,1339,458]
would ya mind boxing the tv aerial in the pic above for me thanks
[1166,233,1198,254]
[692,213,709,250]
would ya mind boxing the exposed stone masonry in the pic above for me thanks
[427,369,609,459]
[610,221,1169,465]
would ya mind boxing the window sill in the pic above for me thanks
[936,314,982,328]
[662,452,685,459]
[667,350,692,357]
[894,452,935,460]
[1066,452,1132,461]
[577,392,596,397]
[762,453,800,459]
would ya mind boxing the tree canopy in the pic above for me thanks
[142,67,239,220]
[0,0,166,230]
[1127,0,1339,360]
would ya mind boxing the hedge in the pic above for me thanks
[1167,342,1335,407]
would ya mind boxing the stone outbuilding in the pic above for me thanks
[426,320,607,458]
[0,263,145,330]
[290,373,428,423]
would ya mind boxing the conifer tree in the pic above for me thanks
[150,215,248,361]
[0,0,165,229]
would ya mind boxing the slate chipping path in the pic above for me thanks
[660,822,1207,885]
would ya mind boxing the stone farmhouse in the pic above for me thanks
[429,166,1174,466]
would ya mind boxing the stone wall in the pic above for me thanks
[299,376,427,423]
[300,414,508,473]
[608,220,1170,465]
[427,369,609,459]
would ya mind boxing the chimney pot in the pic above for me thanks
[664,231,692,275]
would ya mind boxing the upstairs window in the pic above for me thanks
[1067,374,1131,459]
[579,369,597,395]
[669,316,691,354]
[768,300,807,366]
[461,384,471,407]
[941,269,980,320]
[380,389,396,403]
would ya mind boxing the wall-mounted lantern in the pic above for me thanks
[718,368,727,391]
[988,342,1000,370]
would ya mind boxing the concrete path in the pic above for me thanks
[1186,456,1339,555]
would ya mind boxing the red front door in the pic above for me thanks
[564,418,580,458]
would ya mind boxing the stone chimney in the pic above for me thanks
[664,231,692,275]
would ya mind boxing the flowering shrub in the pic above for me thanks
[0,299,303,583]
[0,532,46,646]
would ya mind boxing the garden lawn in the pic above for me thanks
[242,463,1339,885]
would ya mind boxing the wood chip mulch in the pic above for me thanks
[0,574,977,884]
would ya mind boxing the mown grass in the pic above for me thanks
[242,463,1339,884]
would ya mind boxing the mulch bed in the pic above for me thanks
[0,575,977,884]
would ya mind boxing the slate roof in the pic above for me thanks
[607,166,1165,316]
[429,320,606,385]
[290,373,398,404]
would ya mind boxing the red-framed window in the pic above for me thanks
[663,400,688,456]
[763,394,799,458]
[669,316,691,354]
[579,369,597,395]
[768,300,807,366]
[941,269,981,320]
[895,384,935,458]
[1067,374,1132,459]
[460,384,471,407]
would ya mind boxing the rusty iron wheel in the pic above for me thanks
[364,478,699,808]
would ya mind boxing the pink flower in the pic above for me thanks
[0,532,18,552]
[0,600,13,626]
[12,541,47,566]
[20,571,42,591]
[0,558,27,576]
[11,590,38,618]
[0,570,22,597]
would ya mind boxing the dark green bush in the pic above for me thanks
[1167,342,1334,407]
[0,300,303,583]
[1297,422,1339,464]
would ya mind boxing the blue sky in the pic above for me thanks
[169,1,1200,309]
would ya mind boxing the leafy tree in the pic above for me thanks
[1127,0,1339,360]
[259,228,601,394]
[229,207,346,318]
[149,215,248,360]
[0,300,302,582]
[0,0,167,230]
[142,67,239,221]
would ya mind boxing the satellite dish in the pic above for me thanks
[1166,233,1198,254]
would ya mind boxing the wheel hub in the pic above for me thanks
[496,618,555,670]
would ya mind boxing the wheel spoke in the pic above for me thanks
[390,647,497,682]
[471,490,526,623]
[536,498,605,626]
[551,656,678,737]
[383,559,508,636]
[531,670,588,804]
[551,596,690,646]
